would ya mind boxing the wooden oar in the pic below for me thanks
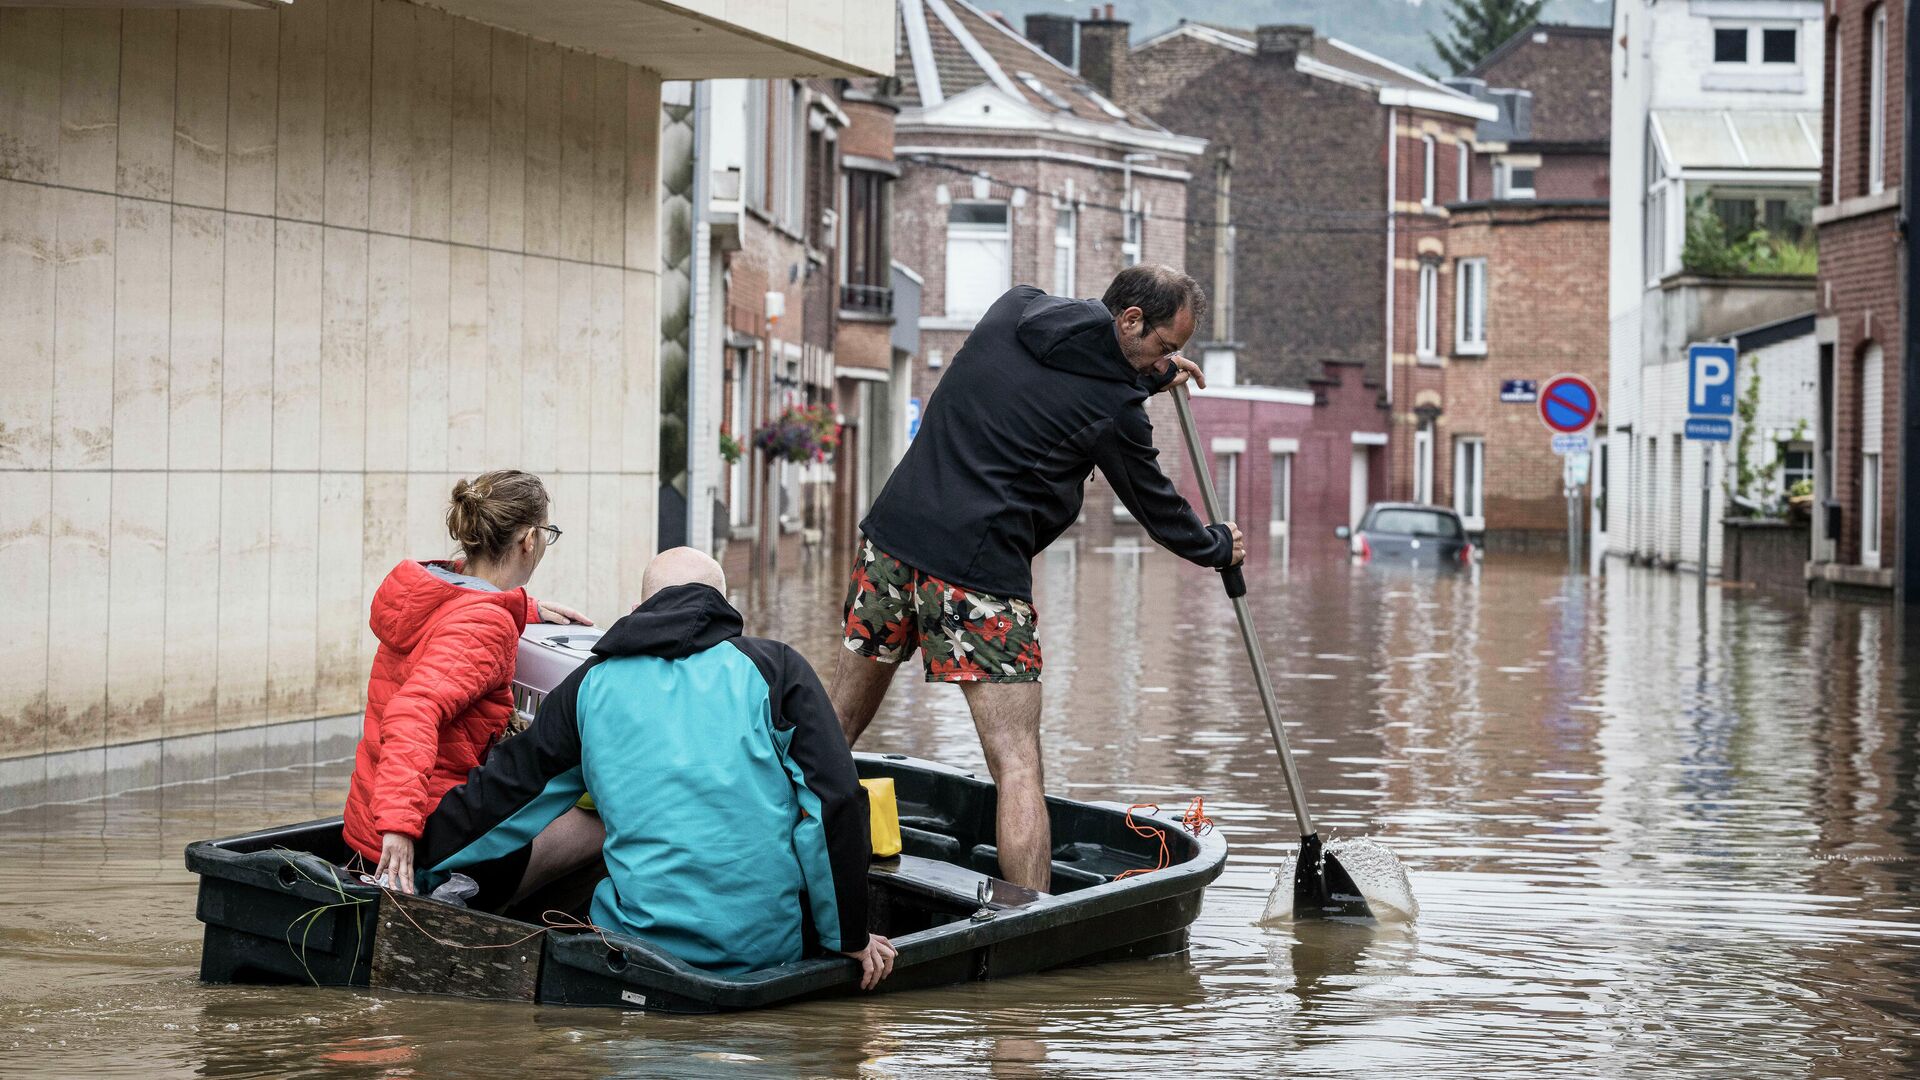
[1168,382,1373,919]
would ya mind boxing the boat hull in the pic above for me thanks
[186,754,1227,1012]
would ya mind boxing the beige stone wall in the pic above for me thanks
[0,1,663,761]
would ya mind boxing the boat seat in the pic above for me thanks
[868,854,1043,911]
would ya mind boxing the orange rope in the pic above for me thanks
[1113,796,1213,880]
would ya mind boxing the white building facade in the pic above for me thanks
[1602,0,1824,574]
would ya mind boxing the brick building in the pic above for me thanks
[888,0,1204,527]
[1432,25,1611,550]
[1109,19,1496,514]
[1814,0,1903,596]
[700,77,909,589]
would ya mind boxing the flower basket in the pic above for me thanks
[753,403,840,464]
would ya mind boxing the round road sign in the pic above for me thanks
[1539,373,1598,434]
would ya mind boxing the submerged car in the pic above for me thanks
[1335,503,1474,569]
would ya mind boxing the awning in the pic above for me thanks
[1650,109,1820,171]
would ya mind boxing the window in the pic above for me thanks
[1213,452,1239,522]
[945,202,1010,319]
[1871,6,1888,194]
[1053,205,1077,297]
[1495,159,1536,199]
[745,81,769,210]
[1422,135,1436,207]
[1457,143,1470,201]
[1416,262,1438,357]
[1645,185,1666,283]
[1413,424,1434,504]
[1863,342,1885,567]
[841,170,890,312]
[1779,441,1814,493]
[1455,257,1487,354]
[1831,27,1844,203]
[1453,436,1485,528]
[1687,183,1816,250]
[725,348,752,528]
[1762,27,1797,63]
[1270,452,1293,536]
[1714,26,1748,63]
[1122,207,1142,266]
[1713,24,1798,66]
[764,81,807,233]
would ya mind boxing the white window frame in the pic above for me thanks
[1416,262,1438,359]
[1871,6,1888,195]
[1863,452,1883,566]
[1711,22,1800,68]
[1269,446,1295,536]
[1053,204,1077,297]
[1413,424,1434,504]
[1457,141,1470,202]
[1213,452,1240,522]
[1831,29,1844,203]
[1122,207,1142,266]
[1421,135,1437,207]
[1495,156,1538,200]
[944,201,1011,319]
[1455,256,1487,355]
[1453,436,1485,531]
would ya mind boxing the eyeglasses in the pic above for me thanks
[532,524,563,546]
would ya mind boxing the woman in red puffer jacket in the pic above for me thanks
[342,470,591,890]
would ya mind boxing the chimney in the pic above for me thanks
[1254,24,1315,65]
[1026,13,1078,69]
[1077,7,1131,100]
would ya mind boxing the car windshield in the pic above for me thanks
[1366,509,1463,539]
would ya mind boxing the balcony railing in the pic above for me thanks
[840,283,894,315]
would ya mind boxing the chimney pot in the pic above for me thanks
[1105,3,1114,19]
[1254,24,1315,62]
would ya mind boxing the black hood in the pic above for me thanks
[1014,293,1139,384]
[592,583,742,660]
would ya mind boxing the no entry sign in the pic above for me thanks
[1538,373,1599,435]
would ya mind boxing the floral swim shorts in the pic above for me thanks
[841,538,1042,683]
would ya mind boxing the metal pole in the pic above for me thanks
[1699,443,1712,605]
[1568,484,1579,574]
[1170,385,1316,836]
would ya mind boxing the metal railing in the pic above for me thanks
[840,283,893,315]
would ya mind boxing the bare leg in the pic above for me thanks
[509,807,606,905]
[960,681,1050,893]
[830,647,902,747]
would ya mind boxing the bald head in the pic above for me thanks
[641,546,727,602]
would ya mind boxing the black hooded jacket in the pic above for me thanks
[861,284,1234,600]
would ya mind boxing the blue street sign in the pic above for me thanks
[1500,379,1538,403]
[1687,343,1738,417]
[1684,417,1732,441]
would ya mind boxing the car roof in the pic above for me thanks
[1366,502,1462,516]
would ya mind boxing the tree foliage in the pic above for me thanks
[1429,0,1547,75]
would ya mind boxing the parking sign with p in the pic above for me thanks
[1688,343,1737,416]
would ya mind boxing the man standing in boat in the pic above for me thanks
[831,265,1245,893]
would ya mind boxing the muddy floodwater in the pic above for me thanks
[4,542,1919,1077]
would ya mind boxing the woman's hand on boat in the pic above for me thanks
[842,934,897,990]
[376,832,416,894]
[536,600,594,626]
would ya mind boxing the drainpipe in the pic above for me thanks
[1383,101,1397,505]
[1901,0,1920,607]
[1384,106,1397,413]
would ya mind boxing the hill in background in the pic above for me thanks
[975,0,1611,76]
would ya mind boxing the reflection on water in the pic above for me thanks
[3,540,1919,1077]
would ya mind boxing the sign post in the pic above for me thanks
[1540,373,1600,574]
[1685,343,1738,604]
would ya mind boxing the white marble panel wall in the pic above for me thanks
[0,0,662,763]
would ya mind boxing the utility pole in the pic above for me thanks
[1900,0,1920,608]
[1212,147,1234,344]
[1699,444,1712,607]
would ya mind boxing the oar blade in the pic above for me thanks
[1291,834,1375,920]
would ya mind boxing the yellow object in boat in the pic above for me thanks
[577,792,596,811]
[860,777,902,858]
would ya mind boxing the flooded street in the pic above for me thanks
[4,542,1918,1077]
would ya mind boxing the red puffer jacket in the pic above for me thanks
[342,560,539,861]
